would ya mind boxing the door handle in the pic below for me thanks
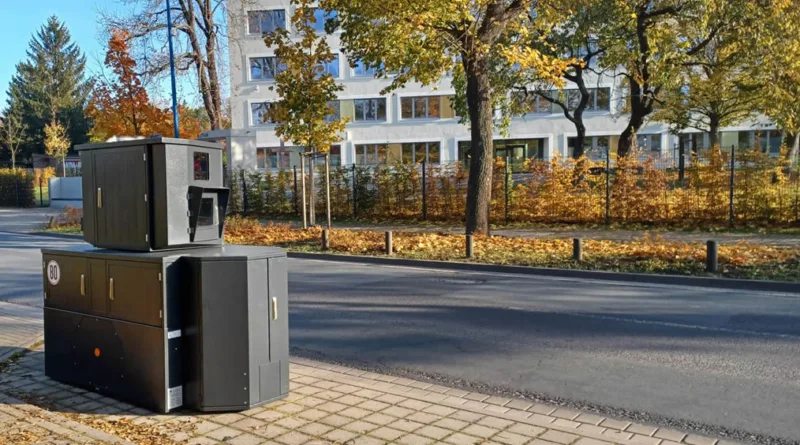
[80,274,85,296]
[97,188,102,208]
[109,278,114,300]
[272,297,278,320]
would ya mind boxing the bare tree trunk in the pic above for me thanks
[464,58,494,235]
[709,115,720,148]
[618,81,646,157]
[791,133,800,166]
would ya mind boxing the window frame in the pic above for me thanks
[250,101,275,127]
[249,56,286,81]
[353,98,387,122]
[247,9,287,36]
[400,96,444,119]
[399,141,441,164]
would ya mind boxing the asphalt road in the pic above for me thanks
[2,232,799,443]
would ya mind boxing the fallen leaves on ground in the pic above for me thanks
[225,217,800,281]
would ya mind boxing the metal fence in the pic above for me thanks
[234,145,800,228]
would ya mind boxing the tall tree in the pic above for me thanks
[323,0,571,234]
[751,0,800,161]
[513,0,611,159]
[87,30,207,141]
[263,0,347,155]
[101,0,229,130]
[654,36,758,148]
[600,0,721,157]
[44,121,71,177]
[652,1,763,149]
[6,16,90,159]
[0,107,27,170]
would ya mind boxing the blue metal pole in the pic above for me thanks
[166,0,180,138]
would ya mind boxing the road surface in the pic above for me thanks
[2,231,798,443]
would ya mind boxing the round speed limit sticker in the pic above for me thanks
[46,260,61,286]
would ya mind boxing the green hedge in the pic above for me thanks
[0,169,35,208]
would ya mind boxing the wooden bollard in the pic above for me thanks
[573,238,583,262]
[466,234,474,258]
[706,240,718,273]
[322,229,329,250]
[385,231,393,255]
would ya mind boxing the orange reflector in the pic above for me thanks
[94,348,101,357]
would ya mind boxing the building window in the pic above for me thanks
[399,142,440,164]
[317,54,340,78]
[355,144,388,165]
[353,98,386,121]
[251,102,274,126]
[325,101,341,122]
[257,148,291,169]
[637,134,662,152]
[400,96,441,119]
[329,145,341,166]
[248,10,286,35]
[552,88,611,113]
[594,88,610,111]
[250,57,285,80]
[352,59,379,77]
[306,8,337,33]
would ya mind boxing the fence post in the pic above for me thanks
[385,231,393,255]
[241,172,248,216]
[729,144,735,228]
[573,238,583,262]
[605,147,611,225]
[293,166,299,216]
[352,163,358,218]
[322,229,329,250]
[505,155,510,224]
[678,138,686,183]
[421,161,427,220]
[300,156,307,229]
[706,240,718,273]
[465,234,474,259]
[325,154,332,229]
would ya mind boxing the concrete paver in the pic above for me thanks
[0,338,742,445]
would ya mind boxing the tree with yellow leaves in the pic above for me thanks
[321,0,572,234]
[44,121,70,177]
[264,0,347,155]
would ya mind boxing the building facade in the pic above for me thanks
[226,0,781,173]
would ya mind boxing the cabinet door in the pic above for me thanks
[95,146,150,250]
[107,261,163,327]
[43,255,90,313]
[80,152,96,244]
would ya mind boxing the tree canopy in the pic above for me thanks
[5,16,90,159]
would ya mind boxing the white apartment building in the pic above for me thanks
[224,0,781,172]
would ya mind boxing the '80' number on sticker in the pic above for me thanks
[47,260,61,286]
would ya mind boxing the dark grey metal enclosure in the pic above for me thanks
[44,137,289,414]
[42,245,289,413]
[77,138,229,251]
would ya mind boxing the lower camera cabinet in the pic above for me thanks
[42,250,182,413]
[41,245,289,413]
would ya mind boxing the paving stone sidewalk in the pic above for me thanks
[0,301,43,363]
[0,337,741,445]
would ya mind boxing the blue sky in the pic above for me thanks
[0,0,203,109]
[0,0,121,106]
